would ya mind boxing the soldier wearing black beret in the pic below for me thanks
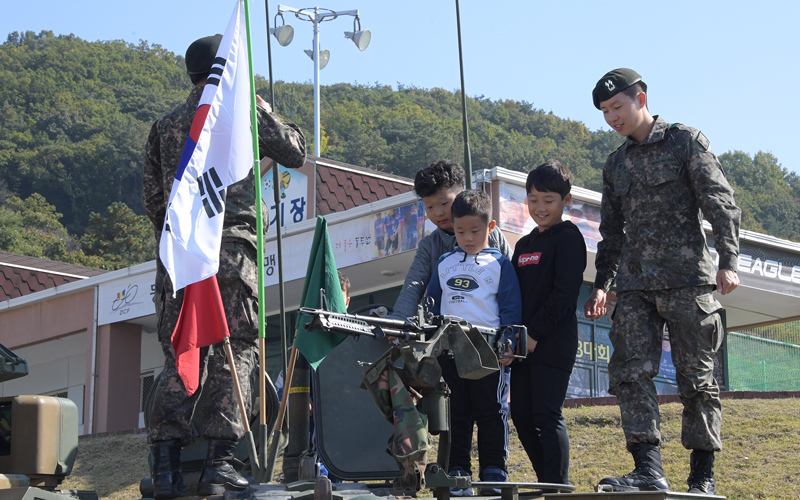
[584,69,741,494]
[144,34,306,498]
[185,34,223,80]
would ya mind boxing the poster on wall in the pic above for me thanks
[498,181,603,251]
[262,200,427,286]
[97,272,157,326]
[261,164,308,229]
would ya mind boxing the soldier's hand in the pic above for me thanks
[256,94,272,113]
[499,350,514,366]
[716,269,739,295]
[584,289,607,319]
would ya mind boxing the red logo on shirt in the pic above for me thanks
[518,252,542,266]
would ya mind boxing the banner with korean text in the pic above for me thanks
[262,200,426,286]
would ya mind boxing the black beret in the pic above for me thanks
[185,34,223,75]
[592,68,642,109]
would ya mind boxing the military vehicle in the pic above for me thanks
[0,343,98,500]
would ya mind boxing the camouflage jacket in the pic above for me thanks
[594,116,741,293]
[143,85,306,254]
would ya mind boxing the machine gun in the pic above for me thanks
[298,301,529,497]
[298,305,528,369]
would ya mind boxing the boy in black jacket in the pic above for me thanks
[509,160,587,485]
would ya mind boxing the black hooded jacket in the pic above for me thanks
[512,220,587,371]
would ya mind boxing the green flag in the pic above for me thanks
[293,216,348,369]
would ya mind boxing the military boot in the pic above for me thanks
[151,440,186,499]
[687,450,715,494]
[598,443,670,491]
[197,439,250,496]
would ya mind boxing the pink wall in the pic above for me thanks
[93,322,142,433]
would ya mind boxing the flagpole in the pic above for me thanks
[243,0,264,476]
[263,0,291,484]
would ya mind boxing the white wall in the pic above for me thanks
[139,326,164,428]
[0,331,87,428]
[140,326,165,375]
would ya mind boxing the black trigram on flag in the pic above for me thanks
[198,167,227,218]
[207,57,227,87]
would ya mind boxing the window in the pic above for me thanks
[140,372,155,413]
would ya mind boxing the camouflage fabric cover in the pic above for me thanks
[594,116,741,293]
[143,85,306,444]
[363,357,430,490]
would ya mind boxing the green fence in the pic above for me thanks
[727,321,800,391]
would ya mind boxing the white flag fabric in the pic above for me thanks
[160,0,253,294]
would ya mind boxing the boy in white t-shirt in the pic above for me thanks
[426,190,522,496]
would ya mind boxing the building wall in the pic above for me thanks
[0,290,95,433]
[0,331,88,433]
[0,289,94,348]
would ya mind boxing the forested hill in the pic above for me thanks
[1,31,799,269]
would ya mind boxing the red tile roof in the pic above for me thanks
[0,252,106,301]
[311,156,414,216]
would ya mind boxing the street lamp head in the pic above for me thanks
[344,29,370,51]
[270,13,294,46]
[270,25,294,46]
[344,16,370,51]
[304,49,330,70]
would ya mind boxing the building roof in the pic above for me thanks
[0,252,107,301]
[310,156,415,215]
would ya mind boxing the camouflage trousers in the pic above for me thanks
[608,285,724,452]
[148,242,260,445]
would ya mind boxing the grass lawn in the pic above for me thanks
[61,398,800,500]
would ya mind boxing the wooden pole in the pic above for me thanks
[276,346,299,431]
[223,336,260,472]
[263,344,298,482]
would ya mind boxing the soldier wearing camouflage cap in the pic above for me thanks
[143,34,306,498]
[584,68,741,494]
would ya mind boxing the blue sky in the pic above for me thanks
[3,0,799,175]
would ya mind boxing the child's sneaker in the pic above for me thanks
[449,467,475,497]
[478,466,507,496]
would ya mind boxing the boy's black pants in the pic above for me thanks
[438,354,510,476]
[510,362,571,484]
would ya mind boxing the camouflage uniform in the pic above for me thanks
[144,85,306,445]
[594,116,740,452]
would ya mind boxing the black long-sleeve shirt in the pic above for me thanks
[512,220,587,371]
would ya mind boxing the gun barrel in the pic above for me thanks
[298,307,422,332]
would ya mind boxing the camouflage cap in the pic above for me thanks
[592,68,642,109]
[185,34,222,75]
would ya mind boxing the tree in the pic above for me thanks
[81,202,155,269]
[720,151,800,241]
[0,193,107,267]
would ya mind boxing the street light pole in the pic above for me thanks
[312,7,321,156]
[273,5,370,157]
[269,4,369,481]
[455,0,473,189]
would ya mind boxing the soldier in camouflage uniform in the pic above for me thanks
[583,69,740,495]
[143,34,306,499]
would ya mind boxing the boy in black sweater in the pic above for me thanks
[509,160,587,485]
